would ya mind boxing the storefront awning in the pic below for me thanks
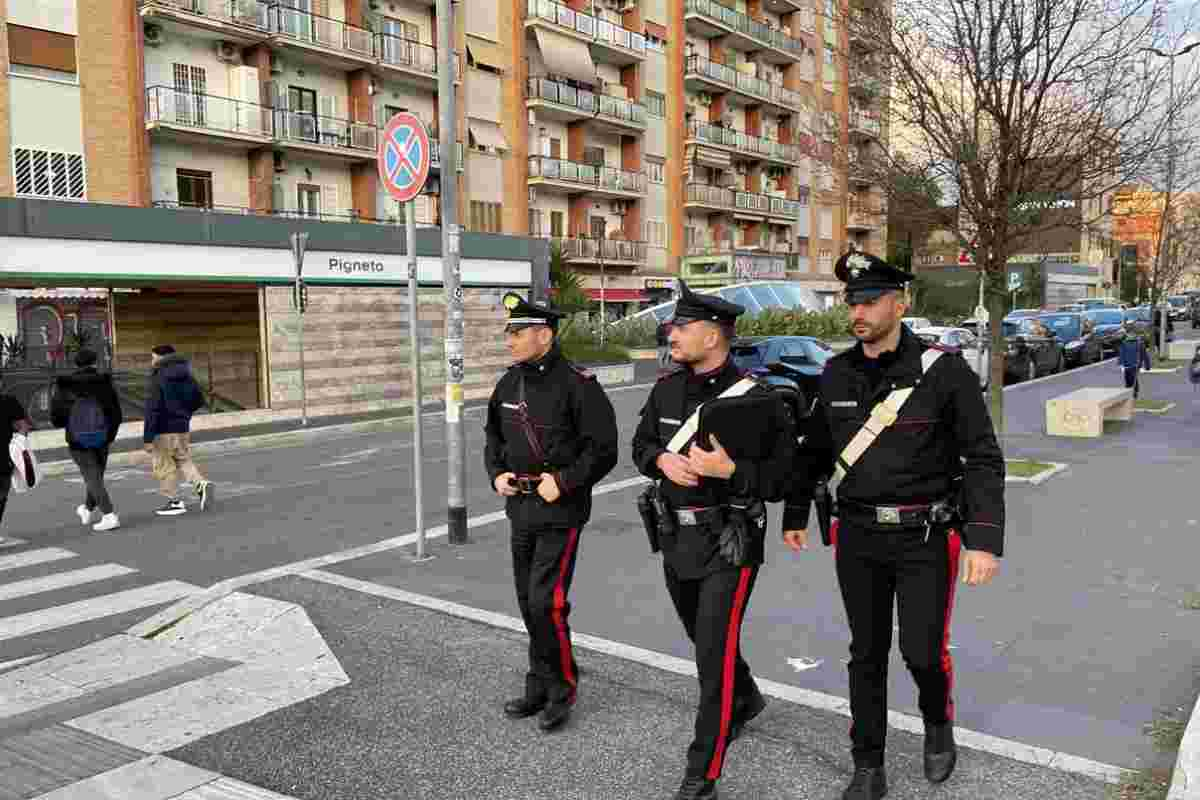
[468,119,509,152]
[586,288,647,301]
[534,28,598,85]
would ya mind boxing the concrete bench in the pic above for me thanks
[1046,387,1134,438]
[1168,339,1200,360]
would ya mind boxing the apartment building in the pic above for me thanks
[0,0,887,319]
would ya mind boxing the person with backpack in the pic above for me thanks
[1118,324,1152,399]
[51,349,124,532]
[143,345,212,516]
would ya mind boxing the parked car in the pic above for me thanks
[1035,312,1104,368]
[1056,303,1086,313]
[1166,295,1191,322]
[1082,308,1127,356]
[730,336,834,402]
[901,316,933,331]
[1077,298,1124,311]
[1190,296,1200,329]
[1005,308,1045,320]
[913,327,988,388]
[1001,317,1064,383]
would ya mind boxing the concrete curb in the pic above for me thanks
[1145,367,1182,374]
[1005,460,1068,486]
[1169,689,1200,799]
[1136,402,1178,415]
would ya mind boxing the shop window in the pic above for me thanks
[177,169,213,209]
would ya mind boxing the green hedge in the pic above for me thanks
[735,306,853,340]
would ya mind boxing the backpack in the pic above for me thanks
[69,396,108,449]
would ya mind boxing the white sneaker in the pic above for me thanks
[92,513,121,532]
[76,505,96,526]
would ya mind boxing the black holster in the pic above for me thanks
[813,479,834,547]
[637,482,675,553]
[720,497,767,566]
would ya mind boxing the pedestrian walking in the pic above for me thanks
[1117,324,1151,399]
[631,281,799,800]
[143,345,212,516]
[484,293,619,733]
[783,252,1006,800]
[51,349,124,531]
[0,390,32,545]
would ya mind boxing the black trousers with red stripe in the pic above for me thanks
[511,524,581,704]
[664,562,759,780]
[834,521,962,767]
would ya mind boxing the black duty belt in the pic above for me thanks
[672,506,724,527]
[838,498,955,527]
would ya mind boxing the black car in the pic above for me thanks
[1001,317,1064,383]
[1082,309,1126,356]
[730,336,833,402]
[1035,313,1104,368]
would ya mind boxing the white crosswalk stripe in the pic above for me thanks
[0,563,138,602]
[0,546,77,573]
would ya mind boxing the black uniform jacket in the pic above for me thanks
[485,345,619,529]
[632,358,797,575]
[784,327,1006,556]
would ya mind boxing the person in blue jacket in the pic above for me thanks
[143,345,213,516]
[1118,324,1151,399]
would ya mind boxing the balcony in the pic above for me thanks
[429,139,465,172]
[528,156,646,199]
[152,200,393,225]
[375,34,445,88]
[684,55,805,114]
[846,202,884,231]
[768,195,802,221]
[526,77,647,133]
[685,184,800,221]
[145,86,273,147]
[267,4,374,68]
[687,238,734,255]
[849,111,882,139]
[551,236,647,266]
[525,0,646,66]
[275,109,377,160]
[684,0,806,64]
[686,120,802,166]
[140,0,271,44]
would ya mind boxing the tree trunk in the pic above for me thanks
[986,287,1008,439]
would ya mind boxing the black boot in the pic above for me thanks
[924,722,957,783]
[673,776,718,800]
[728,690,767,744]
[538,692,575,732]
[842,765,887,800]
[503,676,546,719]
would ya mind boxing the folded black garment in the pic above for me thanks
[697,392,785,461]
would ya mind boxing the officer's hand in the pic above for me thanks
[494,472,518,497]
[537,472,561,504]
[657,452,700,487]
[962,549,1000,586]
[782,529,809,552]
[687,436,736,480]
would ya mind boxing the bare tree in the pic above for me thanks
[843,0,1200,431]
[1157,193,1200,293]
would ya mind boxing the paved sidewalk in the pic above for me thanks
[166,575,1109,800]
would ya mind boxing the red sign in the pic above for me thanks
[378,112,431,204]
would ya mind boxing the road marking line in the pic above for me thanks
[0,653,47,673]
[0,581,197,643]
[0,547,77,573]
[0,537,27,549]
[301,568,1129,787]
[0,564,139,602]
[126,474,651,638]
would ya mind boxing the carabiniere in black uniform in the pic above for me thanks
[785,252,1005,800]
[632,282,798,800]
[484,292,619,733]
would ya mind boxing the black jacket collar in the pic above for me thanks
[848,325,924,380]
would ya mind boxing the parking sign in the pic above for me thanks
[378,112,431,204]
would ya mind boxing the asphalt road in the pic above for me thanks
[3,346,1198,779]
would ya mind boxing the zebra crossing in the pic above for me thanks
[0,546,197,667]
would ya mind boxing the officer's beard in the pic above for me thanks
[853,317,901,346]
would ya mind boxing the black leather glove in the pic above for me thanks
[718,512,749,565]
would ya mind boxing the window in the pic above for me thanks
[644,219,667,247]
[6,25,76,75]
[287,86,318,142]
[529,208,543,236]
[177,169,213,208]
[645,90,666,118]
[583,147,605,166]
[173,64,208,127]
[13,148,86,200]
[590,216,607,240]
[549,138,562,159]
[550,211,565,238]
[298,184,321,217]
[647,160,665,184]
[645,34,666,53]
[471,201,502,232]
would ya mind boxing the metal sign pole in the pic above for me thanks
[438,0,467,545]
[290,232,309,426]
[407,200,427,559]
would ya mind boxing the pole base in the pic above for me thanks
[408,553,437,564]
[447,506,468,544]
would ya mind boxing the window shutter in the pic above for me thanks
[322,184,338,218]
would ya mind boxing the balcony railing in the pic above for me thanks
[268,4,373,59]
[849,111,882,137]
[685,0,805,57]
[276,109,377,151]
[685,55,805,109]
[687,120,802,163]
[429,139,465,170]
[769,195,801,219]
[529,156,646,194]
[376,34,438,74]
[686,184,800,219]
[687,183,735,208]
[687,238,734,255]
[152,200,393,225]
[147,0,271,29]
[526,0,646,57]
[552,236,648,263]
[146,86,272,138]
[527,77,647,126]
